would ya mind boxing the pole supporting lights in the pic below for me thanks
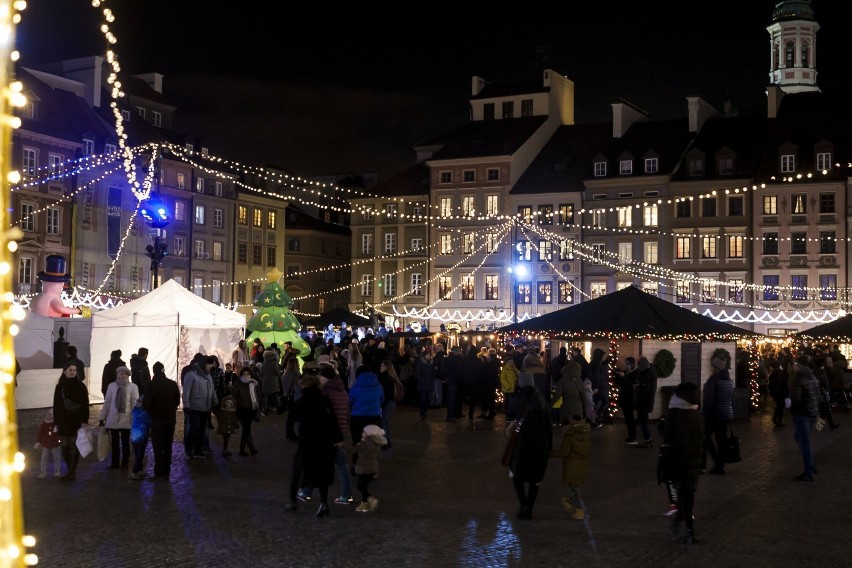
[508,262,529,325]
[140,200,170,289]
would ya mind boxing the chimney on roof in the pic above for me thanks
[686,96,720,133]
[135,72,164,94]
[766,85,785,119]
[471,75,487,96]
[611,100,647,138]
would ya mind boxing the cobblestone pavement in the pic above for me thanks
[17,400,852,567]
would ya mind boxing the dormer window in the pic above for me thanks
[137,107,146,119]
[105,143,117,155]
[82,139,94,156]
[644,157,658,174]
[121,109,130,122]
[619,160,633,175]
[718,156,734,175]
[152,111,162,128]
[816,152,831,171]
[593,162,607,177]
[688,157,704,176]
[780,154,796,173]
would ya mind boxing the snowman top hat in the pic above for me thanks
[37,255,71,283]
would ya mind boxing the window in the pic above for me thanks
[20,203,34,232]
[701,198,717,217]
[411,272,423,296]
[816,152,832,171]
[267,245,276,267]
[727,279,744,303]
[289,236,301,251]
[487,168,500,181]
[411,238,423,252]
[483,103,495,120]
[46,207,60,235]
[792,194,806,214]
[593,162,606,177]
[643,204,658,227]
[676,200,691,218]
[194,206,205,225]
[214,181,223,197]
[22,147,37,175]
[516,282,531,304]
[558,204,574,225]
[213,208,223,228]
[412,204,425,218]
[516,241,532,261]
[82,139,94,156]
[213,242,222,261]
[763,275,780,301]
[819,193,835,213]
[791,232,807,255]
[360,275,373,296]
[137,107,146,118]
[440,234,452,255]
[285,265,300,279]
[791,275,808,300]
[820,274,837,300]
[688,157,704,176]
[193,277,203,297]
[645,157,658,174]
[591,210,605,228]
[194,240,206,258]
[439,171,452,184]
[381,275,395,296]
[463,233,475,254]
[486,233,499,253]
[728,196,744,216]
[701,282,717,303]
[590,282,607,299]
[701,235,717,259]
[211,279,221,303]
[462,170,475,183]
[485,275,499,300]
[384,203,398,218]
[48,153,63,173]
[559,239,574,260]
[440,198,452,218]
[502,101,514,119]
[538,205,553,225]
[486,195,499,216]
[384,233,396,254]
[252,244,262,265]
[619,160,633,175]
[644,242,658,264]
[590,244,605,264]
[462,196,475,217]
[763,195,777,215]
[174,236,186,257]
[676,236,691,259]
[780,154,796,173]
[518,206,533,224]
[104,144,116,155]
[521,99,533,117]
[763,233,778,255]
[362,209,373,221]
[642,282,659,296]
[234,283,246,304]
[718,156,734,175]
[174,201,186,222]
[820,231,836,254]
[728,235,745,258]
[675,280,691,303]
[253,208,262,227]
[537,282,553,304]
[121,109,130,122]
[461,275,475,300]
[558,282,574,304]
[618,242,632,263]
[251,283,262,300]
[152,110,162,127]
[617,207,632,227]
[18,257,33,286]
[238,205,248,225]
[176,173,185,189]
[538,240,552,261]
[439,276,452,299]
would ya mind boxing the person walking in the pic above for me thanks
[52,362,89,481]
[231,366,261,456]
[144,361,181,480]
[260,349,281,415]
[98,365,138,470]
[348,365,384,465]
[100,349,125,398]
[353,424,388,513]
[635,356,658,448]
[318,365,353,505]
[662,381,704,545]
[789,355,819,481]
[702,352,734,475]
[507,374,552,520]
[182,356,218,459]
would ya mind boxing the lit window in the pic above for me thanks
[486,195,499,216]
[485,275,499,300]
[213,242,222,261]
[590,282,607,298]
[727,279,744,303]
[791,275,808,301]
[538,240,552,261]
[174,237,185,257]
[439,276,452,299]
[763,275,779,301]
[440,234,452,254]
[675,280,691,303]
[617,207,632,227]
[675,236,691,259]
[410,273,423,296]
[792,193,807,214]
[516,282,531,304]
[176,173,185,189]
[558,204,574,225]
[763,195,777,215]
[701,235,717,259]
[194,205,205,225]
[461,275,475,300]
[440,198,452,218]
[820,274,837,300]
[463,233,475,254]
[558,282,573,304]
[644,242,658,264]
[728,235,744,258]
[238,205,247,225]
[537,282,553,304]
[462,196,475,217]
[643,204,658,227]
[267,210,277,229]
[701,283,717,303]
[618,242,632,263]
[361,234,373,255]
[253,208,262,227]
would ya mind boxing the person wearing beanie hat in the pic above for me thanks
[662,381,704,544]
[701,351,734,475]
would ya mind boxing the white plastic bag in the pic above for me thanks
[76,426,94,458]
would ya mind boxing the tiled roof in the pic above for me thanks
[424,116,548,161]
[355,163,429,198]
[471,80,547,100]
[284,205,350,236]
[674,115,766,180]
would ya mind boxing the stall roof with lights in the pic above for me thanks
[498,285,760,340]
[302,307,371,329]
[795,314,852,343]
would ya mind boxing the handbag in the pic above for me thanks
[62,386,82,412]
[501,405,529,467]
[97,426,110,462]
[723,424,742,463]
[76,427,94,458]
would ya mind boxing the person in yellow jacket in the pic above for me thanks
[501,359,520,420]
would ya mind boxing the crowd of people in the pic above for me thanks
[42,332,849,541]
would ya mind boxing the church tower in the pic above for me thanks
[766,1,820,94]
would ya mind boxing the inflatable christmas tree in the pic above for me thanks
[246,270,311,357]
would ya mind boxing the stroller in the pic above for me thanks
[831,371,852,412]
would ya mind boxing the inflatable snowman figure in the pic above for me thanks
[31,255,81,318]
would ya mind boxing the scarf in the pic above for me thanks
[241,375,259,410]
[115,376,129,413]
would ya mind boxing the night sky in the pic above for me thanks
[15,1,852,181]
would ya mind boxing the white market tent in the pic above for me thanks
[88,279,245,400]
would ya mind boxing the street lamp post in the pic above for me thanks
[140,202,170,289]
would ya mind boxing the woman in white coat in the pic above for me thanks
[98,366,139,470]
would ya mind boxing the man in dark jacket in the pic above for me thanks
[615,357,639,445]
[702,353,734,474]
[101,349,125,397]
[635,356,658,448]
[790,355,820,482]
[130,347,152,397]
[144,361,181,480]
[461,346,484,421]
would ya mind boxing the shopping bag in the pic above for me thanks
[97,426,110,462]
[723,425,742,463]
[76,427,94,458]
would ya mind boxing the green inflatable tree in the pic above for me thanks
[246,276,311,358]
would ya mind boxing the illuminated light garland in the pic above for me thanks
[93,199,141,295]
[518,225,590,301]
[10,147,136,190]
[388,304,533,324]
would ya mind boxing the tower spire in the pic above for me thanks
[766,1,820,94]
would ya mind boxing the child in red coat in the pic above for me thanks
[35,410,62,478]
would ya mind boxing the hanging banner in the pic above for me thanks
[107,186,122,260]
